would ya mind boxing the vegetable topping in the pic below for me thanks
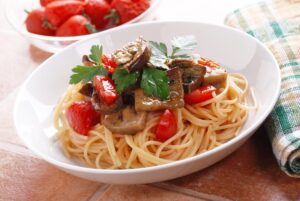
[135,67,184,111]
[67,36,228,136]
[102,106,147,134]
[184,85,216,105]
[66,101,100,136]
[155,109,177,142]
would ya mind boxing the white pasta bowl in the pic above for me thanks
[5,0,161,53]
[14,21,280,184]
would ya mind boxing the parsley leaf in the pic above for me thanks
[172,54,191,59]
[171,35,197,57]
[112,67,140,93]
[141,67,170,100]
[149,41,168,57]
[69,45,108,84]
[69,65,107,84]
[149,35,197,68]
[149,41,169,69]
[89,45,103,65]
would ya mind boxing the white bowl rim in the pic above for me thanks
[13,20,281,175]
[5,0,161,42]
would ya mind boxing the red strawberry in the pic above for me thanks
[84,0,111,30]
[55,15,96,36]
[25,8,55,36]
[66,101,100,135]
[45,0,84,27]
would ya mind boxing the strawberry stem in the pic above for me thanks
[24,9,30,14]
[86,24,97,33]
[42,17,56,31]
[104,9,120,25]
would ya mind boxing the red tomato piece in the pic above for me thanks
[101,54,117,73]
[84,0,111,30]
[93,75,118,105]
[66,101,100,135]
[198,57,220,68]
[110,0,150,24]
[156,109,177,142]
[184,86,216,105]
[45,0,84,27]
[56,15,95,36]
[25,8,55,36]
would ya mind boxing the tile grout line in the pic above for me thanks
[0,87,19,106]
[87,184,111,201]
[150,183,232,201]
[0,141,39,158]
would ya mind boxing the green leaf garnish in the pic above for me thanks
[112,67,140,93]
[69,65,107,84]
[171,35,197,57]
[149,35,197,68]
[172,54,191,59]
[141,67,170,100]
[69,45,107,84]
[85,24,97,33]
[89,45,103,65]
[149,41,168,57]
[149,41,169,69]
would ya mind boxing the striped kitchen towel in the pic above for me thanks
[225,0,300,177]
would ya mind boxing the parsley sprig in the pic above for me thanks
[112,67,140,93]
[149,35,197,69]
[141,67,170,100]
[69,45,108,84]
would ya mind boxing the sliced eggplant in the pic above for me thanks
[102,106,147,135]
[167,58,206,93]
[181,66,206,93]
[203,67,228,87]
[122,91,135,106]
[91,91,123,114]
[79,83,93,97]
[135,67,184,111]
[82,55,95,66]
[167,58,200,68]
[112,37,151,72]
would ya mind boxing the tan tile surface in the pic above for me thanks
[166,127,300,201]
[98,185,205,201]
[0,91,24,145]
[0,31,51,102]
[0,148,102,201]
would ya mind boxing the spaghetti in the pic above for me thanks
[54,73,255,169]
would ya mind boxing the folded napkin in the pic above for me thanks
[225,0,300,177]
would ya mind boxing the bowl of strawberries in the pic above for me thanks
[5,0,160,53]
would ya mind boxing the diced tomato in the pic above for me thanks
[198,57,220,68]
[25,8,55,36]
[101,54,117,73]
[184,86,216,105]
[66,101,100,135]
[156,109,177,142]
[45,0,84,27]
[93,75,118,105]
